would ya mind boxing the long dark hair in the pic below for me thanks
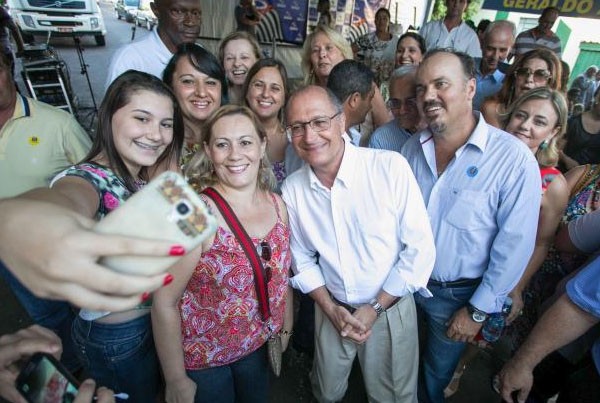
[163,43,228,104]
[84,70,184,192]
[397,32,427,55]
[242,58,289,122]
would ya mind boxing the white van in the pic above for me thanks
[7,0,107,46]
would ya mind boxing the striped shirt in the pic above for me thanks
[513,28,562,58]
[368,120,412,153]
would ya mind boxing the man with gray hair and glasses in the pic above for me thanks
[369,65,421,152]
[282,85,435,402]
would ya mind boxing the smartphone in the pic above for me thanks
[94,171,217,276]
[16,353,79,403]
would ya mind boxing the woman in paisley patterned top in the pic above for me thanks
[152,105,293,403]
[243,58,289,190]
[15,70,184,401]
[163,43,228,168]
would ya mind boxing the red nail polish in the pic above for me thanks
[169,245,185,256]
[141,292,150,302]
[163,274,174,286]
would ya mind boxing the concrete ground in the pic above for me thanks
[1,277,502,403]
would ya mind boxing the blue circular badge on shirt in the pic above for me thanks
[466,166,478,177]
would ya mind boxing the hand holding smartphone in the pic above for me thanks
[94,172,217,276]
[16,353,79,403]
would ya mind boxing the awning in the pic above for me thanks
[482,0,600,19]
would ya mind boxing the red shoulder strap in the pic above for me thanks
[201,187,270,321]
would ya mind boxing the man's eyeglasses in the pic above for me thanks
[285,112,341,140]
[169,8,202,22]
[514,67,551,83]
[386,97,417,110]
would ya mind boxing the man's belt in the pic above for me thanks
[428,277,482,288]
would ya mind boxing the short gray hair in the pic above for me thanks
[390,65,417,83]
[484,20,517,42]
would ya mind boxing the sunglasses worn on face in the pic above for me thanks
[515,67,551,82]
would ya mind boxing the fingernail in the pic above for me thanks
[169,245,185,256]
[82,379,95,386]
[163,274,174,286]
[141,292,150,302]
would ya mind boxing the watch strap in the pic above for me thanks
[369,298,384,317]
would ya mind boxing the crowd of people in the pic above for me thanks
[1,0,599,402]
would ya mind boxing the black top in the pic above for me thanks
[564,114,600,165]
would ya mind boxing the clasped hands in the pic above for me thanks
[329,304,377,344]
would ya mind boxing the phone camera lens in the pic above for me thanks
[176,202,190,215]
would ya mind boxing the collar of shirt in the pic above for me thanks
[419,112,488,176]
[8,94,30,122]
[347,126,362,146]
[476,62,506,83]
[308,136,357,192]
[154,26,173,56]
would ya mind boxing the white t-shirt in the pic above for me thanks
[420,20,481,58]
[105,28,174,89]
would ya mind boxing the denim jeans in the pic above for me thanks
[186,344,269,403]
[72,313,159,402]
[0,262,80,371]
[414,283,478,403]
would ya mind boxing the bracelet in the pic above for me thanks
[279,330,293,337]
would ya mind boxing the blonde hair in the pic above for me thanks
[301,25,353,85]
[503,87,567,168]
[185,105,276,192]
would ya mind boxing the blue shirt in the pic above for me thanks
[473,59,506,110]
[566,256,600,373]
[401,112,541,313]
[348,126,362,147]
[368,120,412,153]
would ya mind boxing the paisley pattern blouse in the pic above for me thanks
[179,194,291,369]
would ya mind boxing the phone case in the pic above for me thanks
[16,353,79,403]
[94,171,217,275]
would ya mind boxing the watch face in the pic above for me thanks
[472,311,487,323]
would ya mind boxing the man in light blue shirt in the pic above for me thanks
[369,66,419,152]
[401,49,541,403]
[472,20,515,110]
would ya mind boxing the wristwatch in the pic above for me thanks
[467,304,488,323]
[369,298,385,318]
